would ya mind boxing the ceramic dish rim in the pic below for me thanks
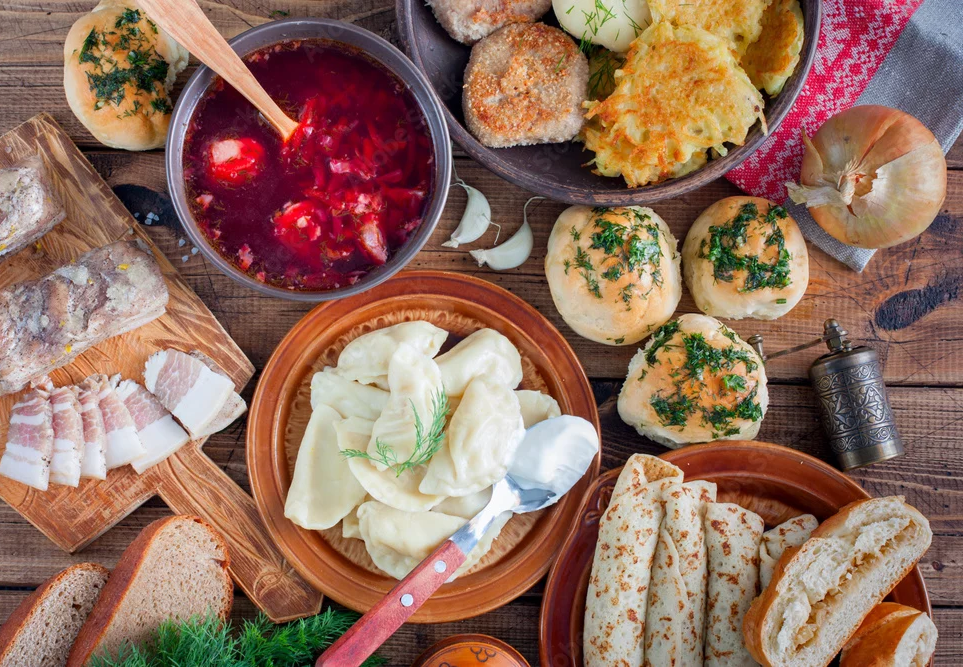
[246,269,602,622]
[537,440,933,667]
[166,18,452,302]
[395,0,823,206]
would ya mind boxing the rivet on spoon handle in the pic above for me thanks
[135,0,299,140]
[315,540,468,667]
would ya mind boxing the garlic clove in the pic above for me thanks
[442,180,495,248]
[469,197,542,270]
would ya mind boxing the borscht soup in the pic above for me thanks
[182,39,435,291]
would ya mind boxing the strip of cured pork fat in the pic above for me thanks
[0,380,54,489]
[76,384,108,480]
[49,384,85,487]
[143,350,234,438]
[116,379,189,473]
[84,374,143,470]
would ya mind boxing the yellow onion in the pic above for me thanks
[786,105,946,249]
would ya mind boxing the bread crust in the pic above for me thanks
[63,0,188,151]
[0,563,109,665]
[66,515,232,667]
[742,497,932,667]
[840,603,937,667]
[682,196,809,321]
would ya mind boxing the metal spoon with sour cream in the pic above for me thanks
[316,414,600,667]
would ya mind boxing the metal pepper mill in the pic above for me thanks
[748,319,904,471]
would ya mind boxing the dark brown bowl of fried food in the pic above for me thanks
[396,0,822,206]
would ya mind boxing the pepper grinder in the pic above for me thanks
[748,319,904,471]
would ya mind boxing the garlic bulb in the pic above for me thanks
[442,179,497,248]
[786,105,946,249]
[470,197,542,270]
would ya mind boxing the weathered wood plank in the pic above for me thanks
[1,386,961,604]
[0,590,960,666]
[82,149,963,385]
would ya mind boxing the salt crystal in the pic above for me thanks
[178,238,186,247]
[181,255,189,263]
[191,247,198,255]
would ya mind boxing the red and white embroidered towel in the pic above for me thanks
[727,0,963,271]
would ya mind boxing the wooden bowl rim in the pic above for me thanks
[247,269,602,623]
[395,1,824,206]
[537,440,933,667]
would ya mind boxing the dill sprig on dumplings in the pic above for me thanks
[342,389,450,477]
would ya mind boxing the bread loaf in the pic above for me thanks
[66,516,232,665]
[742,496,932,667]
[0,563,109,667]
[840,602,937,667]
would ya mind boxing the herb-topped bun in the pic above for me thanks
[618,314,768,447]
[682,196,809,320]
[63,0,188,151]
[545,205,682,346]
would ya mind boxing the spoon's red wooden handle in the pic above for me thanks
[316,540,467,667]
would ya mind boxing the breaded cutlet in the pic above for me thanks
[463,23,589,149]
[428,0,552,45]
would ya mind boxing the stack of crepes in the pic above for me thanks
[583,453,815,667]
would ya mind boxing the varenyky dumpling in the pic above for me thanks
[434,328,523,397]
[336,416,443,512]
[334,321,448,390]
[310,367,388,421]
[420,377,526,497]
[284,404,366,530]
[357,500,512,580]
[515,390,561,428]
[341,498,367,539]
[433,487,493,519]
[367,343,446,468]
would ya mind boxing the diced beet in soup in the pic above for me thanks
[183,39,434,291]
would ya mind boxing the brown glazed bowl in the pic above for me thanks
[247,270,601,622]
[167,18,451,302]
[396,1,822,206]
[539,441,932,666]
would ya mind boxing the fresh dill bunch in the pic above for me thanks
[342,389,449,476]
[89,610,386,667]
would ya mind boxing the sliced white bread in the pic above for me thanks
[0,563,109,667]
[743,496,932,667]
[840,602,938,667]
[66,515,232,666]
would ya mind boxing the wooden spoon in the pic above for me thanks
[137,0,299,140]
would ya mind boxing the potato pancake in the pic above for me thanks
[742,0,805,96]
[583,21,766,188]
[648,0,771,55]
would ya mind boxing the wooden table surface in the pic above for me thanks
[1,1,962,665]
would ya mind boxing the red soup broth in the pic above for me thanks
[183,39,435,291]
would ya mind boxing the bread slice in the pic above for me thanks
[66,516,233,666]
[743,496,932,667]
[840,602,938,667]
[0,563,109,667]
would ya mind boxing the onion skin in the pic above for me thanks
[795,105,947,249]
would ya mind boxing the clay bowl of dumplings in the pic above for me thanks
[538,441,932,666]
[247,270,601,622]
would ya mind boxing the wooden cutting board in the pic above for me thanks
[0,114,321,623]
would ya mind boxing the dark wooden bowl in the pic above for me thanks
[538,441,933,666]
[396,2,822,206]
[247,270,601,622]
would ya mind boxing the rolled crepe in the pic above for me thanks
[643,481,717,667]
[758,513,818,589]
[704,502,765,667]
[583,454,683,667]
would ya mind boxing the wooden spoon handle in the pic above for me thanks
[315,540,468,667]
[136,0,299,139]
